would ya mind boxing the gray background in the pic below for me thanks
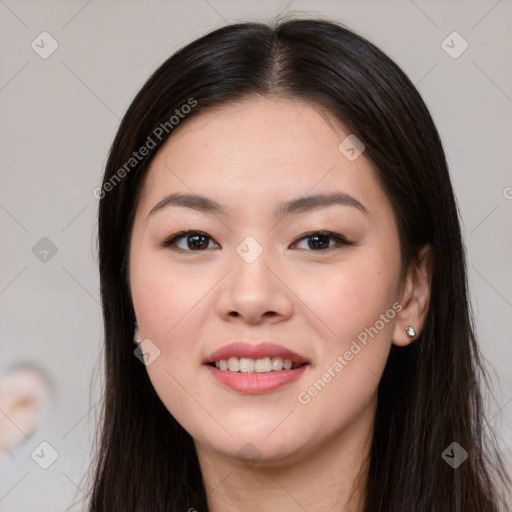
[1,0,511,510]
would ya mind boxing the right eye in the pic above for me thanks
[161,231,220,252]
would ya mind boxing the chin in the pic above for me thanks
[194,421,316,467]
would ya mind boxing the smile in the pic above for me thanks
[204,341,310,393]
[210,356,305,373]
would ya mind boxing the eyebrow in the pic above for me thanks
[147,191,369,219]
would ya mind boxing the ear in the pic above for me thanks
[0,368,50,455]
[392,244,433,347]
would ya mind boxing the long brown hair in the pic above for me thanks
[85,17,511,511]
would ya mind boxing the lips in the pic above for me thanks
[205,342,309,365]
[204,342,310,393]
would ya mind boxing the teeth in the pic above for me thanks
[272,357,283,370]
[214,356,300,373]
[239,358,254,373]
[227,357,239,372]
[254,357,271,373]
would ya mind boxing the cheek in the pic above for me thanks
[131,249,211,344]
[305,252,400,347]
[294,252,399,413]
[130,256,216,437]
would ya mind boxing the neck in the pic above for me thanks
[195,399,375,512]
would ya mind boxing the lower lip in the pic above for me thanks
[205,364,309,394]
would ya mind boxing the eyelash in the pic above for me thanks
[160,230,353,253]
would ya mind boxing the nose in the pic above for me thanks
[215,245,294,326]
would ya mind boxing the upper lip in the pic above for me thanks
[206,342,309,364]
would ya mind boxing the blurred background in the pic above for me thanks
[0,0,511,510]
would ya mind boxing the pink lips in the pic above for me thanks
[204,342,310,394]
[206,342,308,365]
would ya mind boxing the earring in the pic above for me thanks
[405,325,416,338]
[134,323,142,345]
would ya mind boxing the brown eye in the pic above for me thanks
[184,234,210,250]
[293,231,352,251]
[162,231,219,251]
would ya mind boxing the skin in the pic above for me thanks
[129,96,432,511]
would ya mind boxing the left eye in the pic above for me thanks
[293,231,351,251]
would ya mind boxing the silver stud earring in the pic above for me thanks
[405,325,416,338]
[134,322,142,345]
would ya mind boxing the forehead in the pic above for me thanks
[153,96,347,165]
[136,96,383,217]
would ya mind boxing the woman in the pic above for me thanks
[86,17,511,511]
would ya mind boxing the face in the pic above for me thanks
[129,97,405,466]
